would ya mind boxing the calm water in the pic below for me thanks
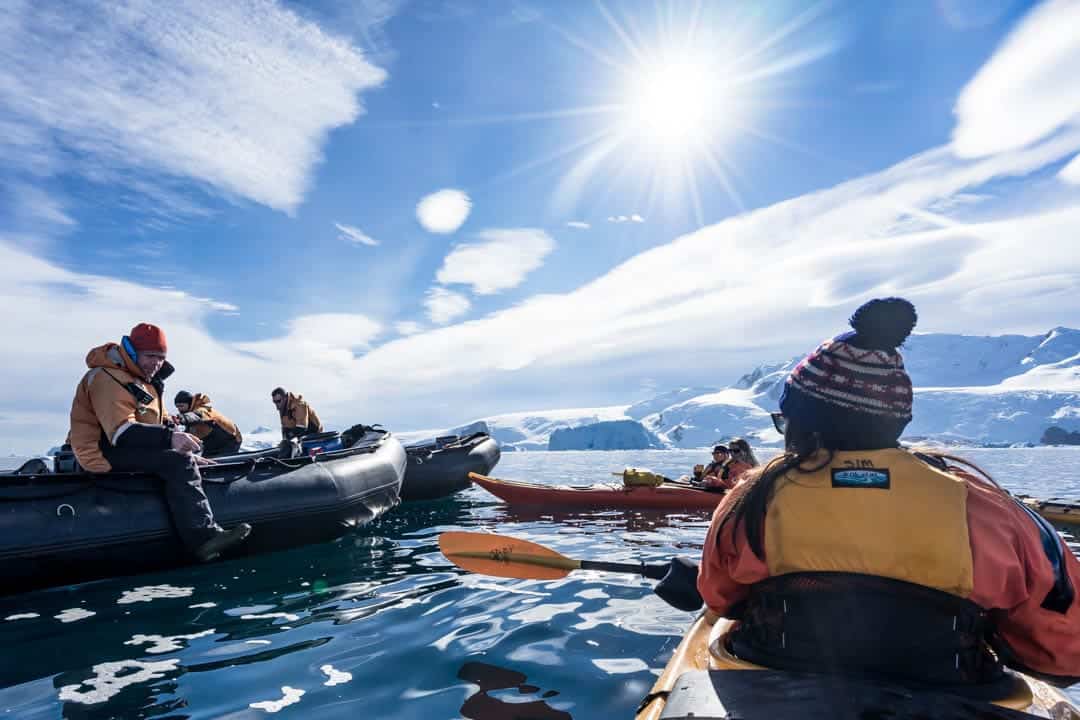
[1,448,1077,718]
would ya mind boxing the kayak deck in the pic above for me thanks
[1020,496,1080,527]
[468,472,724,511]
[637,615,1079,720]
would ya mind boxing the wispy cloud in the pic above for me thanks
[607,214,645,223]
[436,229,555,295]
[335,222,379,246]
[424,287,471,325]
[235,314,383,369]
[952,0,1080,158]
[566,221,591,229]
[416,189,472,234]
[0,0,387,214]
[395,321,423,336]
[1061,154,1080,185]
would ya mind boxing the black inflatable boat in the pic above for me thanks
[401,432,501,501]
[0,429,405,595]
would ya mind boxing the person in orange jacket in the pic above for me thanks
[173,391,243,457]
[68,323,250,562]
[698,298,1079,689]
[271,387,323,440]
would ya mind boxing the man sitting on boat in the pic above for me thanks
[68,323,251,562]
[697,298,1080,689]
[173,391,243,457]
[272,387,324,440]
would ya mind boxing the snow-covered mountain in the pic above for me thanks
[407,327,1080,450]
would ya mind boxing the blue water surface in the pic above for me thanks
[0,448,1077,718]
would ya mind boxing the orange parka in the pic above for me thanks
[181,394,242,446]
[279,393,323,439]
[68,343,165,472]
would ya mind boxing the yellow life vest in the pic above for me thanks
[763,448,974,598]
[621,467,666,488]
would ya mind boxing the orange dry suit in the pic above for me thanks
[68,343,171,472]
[698,448,1080,687]
[279,393,323,440]
[176,393,243,457]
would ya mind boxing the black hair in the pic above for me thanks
[718,418,832,559]
[271,387,286,398]
[174,390,193,406]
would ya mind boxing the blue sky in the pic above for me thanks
[2,0,1080,452]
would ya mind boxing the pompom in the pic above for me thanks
[848,297,917,350]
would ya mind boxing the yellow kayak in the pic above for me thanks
[1021,496,1080,527]
[637,615,1080,720]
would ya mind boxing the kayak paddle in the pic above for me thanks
[438,531,703,611]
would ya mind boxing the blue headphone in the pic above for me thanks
[121,335,138,363]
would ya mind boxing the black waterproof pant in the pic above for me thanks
[102,447,222,550]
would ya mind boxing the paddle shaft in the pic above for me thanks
[581,559,669,580]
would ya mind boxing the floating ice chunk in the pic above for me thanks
[56,608,96,623]
[59,659,180,704]
[4,612,40,621]
[321,664,352,686]
[250,686,305,712]
[117,585,194,604]
[125,629,214,654]
[189,602,217,609]
[592,658,650,674]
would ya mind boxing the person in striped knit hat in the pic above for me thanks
[777,296,916,450]
[696,297,1080,690]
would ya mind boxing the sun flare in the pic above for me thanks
[623,57,729,152]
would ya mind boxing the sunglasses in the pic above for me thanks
[771,412,788,435]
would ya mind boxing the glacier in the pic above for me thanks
[405,327,1080,450]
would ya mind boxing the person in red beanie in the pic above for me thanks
[67,323,250,562]
[697,298,1080,691]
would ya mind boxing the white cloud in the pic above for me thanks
[607,214,645,223]
[0,0,387,213]
[436,228,555,295]
[424,287,471,325]
[566,221,591,229]
[1061,154,1080,185]
[335,222,379,246]
[235,314,383,370]
[952,0,1080,158]
[416,189,471,233]
[395,321,423,336]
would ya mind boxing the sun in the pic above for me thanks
[622,56,731,153]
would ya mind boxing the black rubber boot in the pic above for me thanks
[194,523,252,562]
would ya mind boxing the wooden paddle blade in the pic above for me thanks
[439,531,580,580]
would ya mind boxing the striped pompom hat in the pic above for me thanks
[779,298,918,449]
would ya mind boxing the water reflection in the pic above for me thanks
[458,662,571,720]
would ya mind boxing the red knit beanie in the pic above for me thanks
[129,323,168,353]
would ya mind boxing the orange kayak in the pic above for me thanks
[468,472,724,511]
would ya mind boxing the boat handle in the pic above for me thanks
[56,503,76,518]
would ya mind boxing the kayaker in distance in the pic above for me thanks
[68,323,251,562]
[727,437,759,469]
[173,390,244,457]
[272,387,324,440]
[697,298,1080,689]
[696,441,755,491]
